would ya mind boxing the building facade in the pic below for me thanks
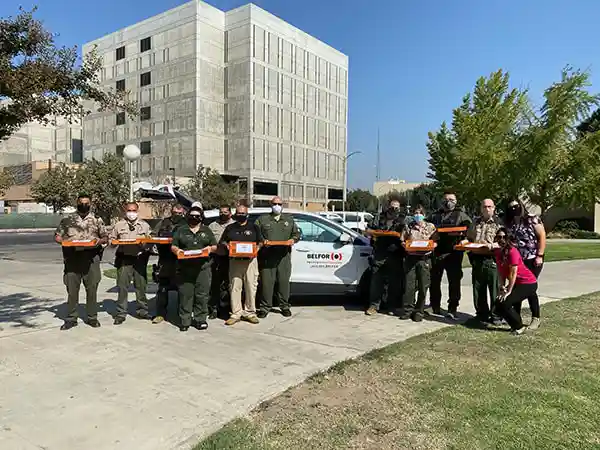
[373,179,424,198]
[83,1,348,208]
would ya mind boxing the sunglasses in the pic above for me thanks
[272,203,282,206]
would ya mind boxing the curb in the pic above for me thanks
[0,228,56,233]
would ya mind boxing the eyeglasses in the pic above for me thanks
[272,203,282,206]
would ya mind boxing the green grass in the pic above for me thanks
[196,293,600,450]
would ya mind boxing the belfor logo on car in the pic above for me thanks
[307,252,343,262]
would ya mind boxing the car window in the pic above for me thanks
[344,213,359,222]
[295,215,343,243]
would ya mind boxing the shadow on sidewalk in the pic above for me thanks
[0,292,63,329]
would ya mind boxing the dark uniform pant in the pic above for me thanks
[400,255,431,314]
[209,255,230,316]
[63,257,101,323]
[368,253,404,310]
[155,260,178,318]
[178,265,212,326]
[259,252,292,313]
[430,251,464,312]
[471,256,498,320]
[116,257,149,318]
[514,259,543,319]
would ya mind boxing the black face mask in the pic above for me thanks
[220,214,231,222]
[234,214,248,222]
[188,216,202,226]
[77,203,90,214]
[171,214,185,224]
[508,205,521,216]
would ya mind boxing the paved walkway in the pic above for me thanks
[1,259,600,450]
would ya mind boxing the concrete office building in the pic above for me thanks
[373,179,425,198]
[83,1,348,209]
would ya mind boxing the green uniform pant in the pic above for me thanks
[178,264,212,326]
[116,258,149,318]
[63,258,101,323]
[400,255,431,314]
[471,256,498,320]
[368,253,404,310]
[259,252,292,313]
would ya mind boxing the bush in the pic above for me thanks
[552,219,600,239]
[567,229,600,239]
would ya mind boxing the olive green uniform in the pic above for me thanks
[255,213,300,314]
[172,224,217,326]
[467,216,502,321]
[427,208,472,313]
[55,213,107,323]
[110,218,152,319]
[368,209,406,311]
[208,219,235,317]
[400,220,437,317]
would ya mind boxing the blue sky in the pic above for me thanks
[4,0,600,190]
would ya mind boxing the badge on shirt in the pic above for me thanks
[200,233,206,238]
[284,221,289,226]
[244,230,251,235]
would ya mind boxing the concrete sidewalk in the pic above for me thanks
[1,259,599,450]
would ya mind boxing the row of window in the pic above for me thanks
[116,72,151,92]
[116,37,151,61]
[115,107,151,126]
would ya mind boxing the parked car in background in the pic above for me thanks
[333,211,375,233]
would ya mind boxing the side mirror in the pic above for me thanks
[339,232,353,245]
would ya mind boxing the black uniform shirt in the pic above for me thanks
[220,221,261,244]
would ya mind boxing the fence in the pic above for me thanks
[0,213,64,229]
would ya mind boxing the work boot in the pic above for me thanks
[257,310,269,319]
[396,309,411,320]
[244,315,259,324]
[179,325,189,332]
[60,321,78,331]
[281,308,292,318]
[365,306,377,316]
[192,320,208,331]
[225,317,240,326]
[86,319,101,328]
[445,309,458,320]
[152,316,165,324]
[527,317,541,331]
[208,311,218,320]
[113,317,126,325]
[136,312,150,321]
[411,311,424,322]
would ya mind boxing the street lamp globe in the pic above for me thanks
[123,144,141,161]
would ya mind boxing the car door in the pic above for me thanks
[291,214,364,291]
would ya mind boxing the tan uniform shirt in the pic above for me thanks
[209,218,234,255]
[468,216,502,244]
[110,218,151,241]
[402,221,437,241]
[55,213,107,241]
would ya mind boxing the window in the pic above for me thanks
[343,213,359,222]
[116,112,125,125]
[140,141,151,155]
[140,106,151,121]
[116,79,125,91]
[116,144,125,157]
[295,215,343,243]
[72,139,83,163]
[116,46,125,60]
[140,72,151,87]
[140,37,151,53]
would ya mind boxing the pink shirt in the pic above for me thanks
[495,247,537,285]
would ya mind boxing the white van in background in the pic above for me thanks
[333,211,375,233]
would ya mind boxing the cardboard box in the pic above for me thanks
[62,239,98,247]
[229,241,258,258]
[177,249,210,259]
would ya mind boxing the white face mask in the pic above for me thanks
[126,211,138,221]
[271,205,282,215]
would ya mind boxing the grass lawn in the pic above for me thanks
[197,293,600,450]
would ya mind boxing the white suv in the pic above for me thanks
[204,208,373,297]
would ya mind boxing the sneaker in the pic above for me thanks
[528,317,541,331]
[197,321,208,331]
[281,309,292,318]
[257,310,269,319]
[411,311,424,322]
[60,321,78,331]
[445,310,458,320]
[225,317,240,326]
[152,316,165,324]
[244,315,260,324]
[86,319,101,328]
[113,317,126,325]
[365,306,377,316]
[512,327,526,336]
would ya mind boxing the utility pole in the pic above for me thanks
[376,128,381,181]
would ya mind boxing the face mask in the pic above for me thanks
[390,204,400,211]
[188,215,202,226]
[220,214,231,222]
[272,205,282,215]
[414,214,424,223]
[172,214,184,224]
[77,203,90,214]
[508,205,521,216]
[234,214,248,222]
[443,199,457,210]
[126,211,138,221]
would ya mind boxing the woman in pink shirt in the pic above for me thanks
[494,228,538,335]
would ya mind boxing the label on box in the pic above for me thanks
[409,240,430,248]
[184,249,205,256]
[235,243,254,254]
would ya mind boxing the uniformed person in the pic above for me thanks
[365,199,406,316]
[427,191,472,319]
[109,202,152,324]
[255,196,300,318]
[208,205,235,319]
[171,203,217,331]
[151,203,186,324]
[399,206,437,322]
[54,194,108,330]
[220,204,261,326]
[467,199,502,324]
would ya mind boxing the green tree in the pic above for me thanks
[0,170,13,197]
[345,189,378,212]
[30,163,75,212]
[186,166,238,210]
[405,183,440,213]
[74,153,129,222]
[0,8,136,141]
[577,108,600,135]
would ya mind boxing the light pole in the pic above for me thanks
[123,144,141,201]
[341,150,362,212]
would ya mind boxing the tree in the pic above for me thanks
[577,108,600,135]
[0,170,13,197]
[345,189,378,212]
[0,8,136,141]
[74,153,129,222]
[405,183,440,213]
[30,163,75,212]
[186,166,238,210]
